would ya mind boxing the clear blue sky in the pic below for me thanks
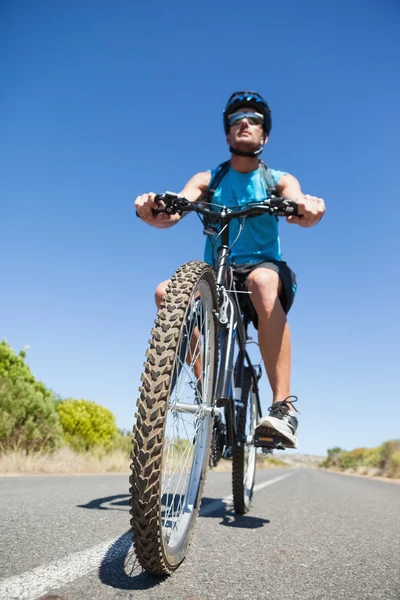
[1,0,399,456]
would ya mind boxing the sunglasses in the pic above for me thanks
[228,111,264,128]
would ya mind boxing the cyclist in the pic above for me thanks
[135,91,325,449]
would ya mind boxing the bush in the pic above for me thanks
[363,446,385,468]
[0,341,53,398]
[0,341,62,452]
[0,341,34,382]
[381,440,400,478]
[319,447,342,468]
[0,340,129,459]
[0,377,63,452]
[57,398,118,452]
[320,440,400,478]
[388,451,400,478]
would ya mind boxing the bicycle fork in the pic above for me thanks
[214,291,240,408]
[214,290,247,445]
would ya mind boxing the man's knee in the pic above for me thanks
[155,279,171,307]
[246,269,281,314]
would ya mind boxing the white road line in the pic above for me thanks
[253,471,295,493]
[200,471,294,516]
[0,471,294,600]
[0,533,132,600]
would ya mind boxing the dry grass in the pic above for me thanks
[0,447,290,476]
[213,454,289,472]
[0,447,130,475]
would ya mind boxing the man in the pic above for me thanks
[135,91,325,449]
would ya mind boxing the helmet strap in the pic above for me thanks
[229,145,264,158]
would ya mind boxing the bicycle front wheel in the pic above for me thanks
[232,368,258,514]
[130,261,218,575]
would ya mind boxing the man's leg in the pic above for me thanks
[246,267,298,447]
[246,268,291,403]
[155,279,171,308]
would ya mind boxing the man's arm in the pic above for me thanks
[276,173,326,227]
[135,171,212,229]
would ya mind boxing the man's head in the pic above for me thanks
[223,91,272,157]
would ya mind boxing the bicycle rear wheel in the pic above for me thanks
[232,367,258,514]
[130,261,218,575]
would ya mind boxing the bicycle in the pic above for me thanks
[130,191,299,575]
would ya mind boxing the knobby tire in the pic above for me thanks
[130,261,218,575]
[232,368,257,514]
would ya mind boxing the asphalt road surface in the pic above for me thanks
[0,468,399,600]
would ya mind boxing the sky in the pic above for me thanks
[1,0,399,456]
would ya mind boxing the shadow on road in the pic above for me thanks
[78,493,202,513]
[78,495,270,529]
[98,531,166,590]
[77,494,129,511]
[200,498,270,528]
[219,513,270,528]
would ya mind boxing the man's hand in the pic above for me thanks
[276,174,325,228]
[135,171,212,230]
[287,194,326,227]
[134,192,176,229]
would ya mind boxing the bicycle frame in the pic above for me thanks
[148,193,298,449]
[211,208,262,447]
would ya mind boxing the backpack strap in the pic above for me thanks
[205,160,277,204]
[204,160,231,204]
[259,160,277,195]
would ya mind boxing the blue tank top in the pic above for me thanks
[204,166,287,266]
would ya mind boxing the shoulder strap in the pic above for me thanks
[205,159,276,204]
[259,160,276,194]
[204,160,231,204]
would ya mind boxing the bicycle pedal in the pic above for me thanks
[253,434,286,451]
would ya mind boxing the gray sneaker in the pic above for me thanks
[255,396,299,449]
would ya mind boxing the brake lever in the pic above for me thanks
[268,199,298,217]
[152,192,190,216]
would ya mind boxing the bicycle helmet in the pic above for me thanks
[223,91,272,135]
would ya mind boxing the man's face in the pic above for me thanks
[226,107,267,151]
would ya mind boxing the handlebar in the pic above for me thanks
[148,191,299,219]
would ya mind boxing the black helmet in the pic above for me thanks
[223,91,272,135]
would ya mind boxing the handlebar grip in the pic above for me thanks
[285,201,299,216]
[135,207,165,218]
[151,207,163,216]
[135,194,166,218]
[151,193,163,216]
[135,207,163,218]
[268,199,299,217]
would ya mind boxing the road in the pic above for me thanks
[0,468,399,600]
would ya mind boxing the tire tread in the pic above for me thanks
[130,261,218,574]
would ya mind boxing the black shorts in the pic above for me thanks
[231,260,297,329]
